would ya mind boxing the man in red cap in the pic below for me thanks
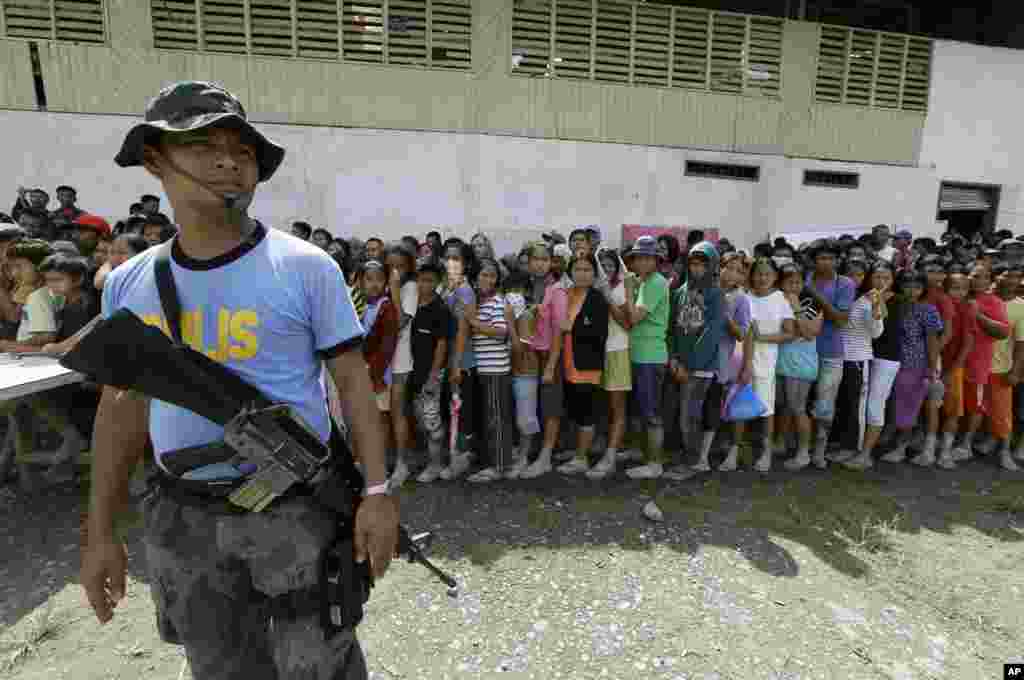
[72,214,111,262]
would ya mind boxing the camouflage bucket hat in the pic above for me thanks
[115,81,285,183]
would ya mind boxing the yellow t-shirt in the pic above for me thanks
[990,298,1024,374]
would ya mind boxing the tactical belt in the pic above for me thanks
[151,467,316,511]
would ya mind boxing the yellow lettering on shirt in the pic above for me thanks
[137,307,260,362]
[229,310,259,360]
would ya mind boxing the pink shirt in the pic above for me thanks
[526,284,567,352]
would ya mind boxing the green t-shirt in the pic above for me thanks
[629,272,669,364]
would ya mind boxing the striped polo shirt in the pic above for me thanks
[473,293,511,374]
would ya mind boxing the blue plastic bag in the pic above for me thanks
[722,383,767,422]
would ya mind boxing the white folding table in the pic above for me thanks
[0,354,84,401]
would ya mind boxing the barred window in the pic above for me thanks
[2,0,107,43]
[815,24,931,112]
[511,0,783,98]
[150,0,471,70]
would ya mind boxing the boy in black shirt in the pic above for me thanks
[39,254,100,346]
[406,259,451,485]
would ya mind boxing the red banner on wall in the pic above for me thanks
[621,225,720,246]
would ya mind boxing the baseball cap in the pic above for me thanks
[627,235,658,258]
[73,213,112,236]
[894,229,912,240]
[115,81,285,182]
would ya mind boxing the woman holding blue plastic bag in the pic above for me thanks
[745,257,796,472]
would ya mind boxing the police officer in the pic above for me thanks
[80,81,398,679]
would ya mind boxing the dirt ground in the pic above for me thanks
[1,455,1022,680]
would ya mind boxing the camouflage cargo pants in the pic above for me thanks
[142,487,367,680]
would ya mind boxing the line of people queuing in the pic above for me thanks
[293,222,1024,491]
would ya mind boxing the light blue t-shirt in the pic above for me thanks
[102,224,364,476]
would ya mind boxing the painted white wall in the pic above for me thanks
[920,40,1024,231]
[0,109,937,249]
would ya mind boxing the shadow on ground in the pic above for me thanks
[1,450,1021,632]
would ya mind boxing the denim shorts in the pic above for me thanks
[812,358,844,422]
[512,375,541,436]
[631,363,666,425]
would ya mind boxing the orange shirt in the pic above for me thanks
[563,287,602,385]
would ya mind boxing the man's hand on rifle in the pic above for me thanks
[354,495,400,580]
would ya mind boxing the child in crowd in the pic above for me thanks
[386,243,420,487]
[935,270,976,468]
[715,252,753,472]
[877,270,943,464]
[970,264,1024,470]
[503,270,539,479]
[747,257,795,472]
[842,262,896,469]
[666,242,724,477]
[442,241,479,480]
[623,236,672,480]
[829,260,886,462]
[359,260,399,446]
[776,263,823,470]
[554,254,610,475]
[466,258,513,483]
[954,263,1009,461]
[588,248,633,479]
[521,242,568,479]
[917,256,955,463]
[94,233,148,290]
[407,260,452,483]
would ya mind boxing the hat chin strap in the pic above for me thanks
[162,156,253,216]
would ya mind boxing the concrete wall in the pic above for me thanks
[0,1,926,166]
[919,40,1024,230]
[0,108,937,248]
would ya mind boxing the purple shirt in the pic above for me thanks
[718,289,751,384]
[807,273,855,359]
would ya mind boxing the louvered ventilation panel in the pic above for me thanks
[594,0,630,84]
[553,0,591,81]
[815,24,931,113]
[745,16,781,96]
[844,29,875,106]
[203,0,245,53]
[430,0,471,70]
[873,32,904,109]
[708,12,744,95]
[633,3,669,87]
[251,0,293,56]
[342,1,384,63]
[387,0,427,66]
[511,0,551,76]
[902,36,931,112]
[297,0,338,59]
[55,0,104,42]
[671,6,710,91]
[4,0,53,39]
[814,24,845,104]
[152,0,198,50]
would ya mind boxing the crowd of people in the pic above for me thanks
[3,188,1024,495]
[301,220,1024,491]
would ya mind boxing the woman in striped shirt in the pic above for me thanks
[466,258,514,483]
[829,262,886,462]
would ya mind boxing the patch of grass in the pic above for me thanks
[525,498,562,531]
[730,472,905,577]
[0,601,62,672]
[464,542,506,569]
[619,527,649,551]
[655,479,727,525]
[572,493,629,515]
[947,479,1024,519]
